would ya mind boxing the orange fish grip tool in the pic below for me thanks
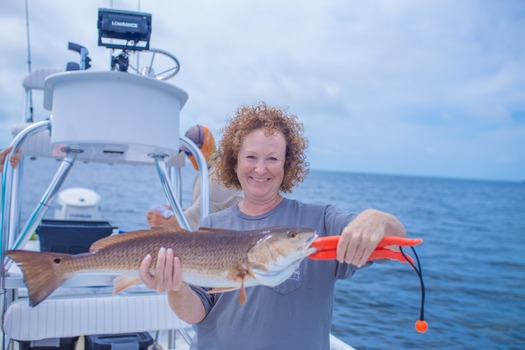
[308,236,423,264]
[308,235,429,333]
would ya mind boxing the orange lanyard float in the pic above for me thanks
[308,236,429,333]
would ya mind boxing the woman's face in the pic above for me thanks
[235,128,286,205]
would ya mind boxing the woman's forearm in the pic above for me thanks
[167,283,206,324]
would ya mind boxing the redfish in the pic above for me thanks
[5,226,317,307]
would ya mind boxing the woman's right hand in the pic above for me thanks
[139,247,207,324]
[139,247,184,292]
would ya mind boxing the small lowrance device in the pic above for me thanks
[98,8,152,51]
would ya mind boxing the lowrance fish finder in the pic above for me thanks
[97,8,152,51]
[95,8,179,79]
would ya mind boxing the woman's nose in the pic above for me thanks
[253,158,267,172]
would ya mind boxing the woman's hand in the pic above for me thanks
[337,209,406,267]
[139,247,207,324]
[139,247,184,292]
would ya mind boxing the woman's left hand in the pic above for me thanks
[336,209,406,267]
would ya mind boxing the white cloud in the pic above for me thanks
[1,0,524,181]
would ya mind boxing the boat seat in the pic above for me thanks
[15,67,64,158]
[11,122,52,158]
[23,67,64,91]
[3,293,189,341]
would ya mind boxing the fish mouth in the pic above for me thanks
[303,233,318,256]
[306,233,318,247]
[275,233,318,269]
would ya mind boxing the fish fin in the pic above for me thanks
[151,224,187,230]
[207,286,239,294]
[195,227,229,234]
[113,275,142,294]
[246,266,256,279]
[90,226,190,252]
[239,279,247,305]
[5,250,71,307]
[208,278,248,304]
[207,284,247,304]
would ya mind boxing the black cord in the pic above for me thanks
[400,246,426,323]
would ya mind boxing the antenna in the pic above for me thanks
[24,0,34,122]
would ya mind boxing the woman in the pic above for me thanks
[139,102,406,349]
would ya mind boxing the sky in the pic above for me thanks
[1,0,524,182]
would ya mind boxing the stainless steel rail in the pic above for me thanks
[0,118,212,350]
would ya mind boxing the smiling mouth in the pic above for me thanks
[250,176,270,182]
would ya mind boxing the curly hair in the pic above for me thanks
[213,102,309,193]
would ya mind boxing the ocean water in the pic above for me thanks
[11,158,525,349]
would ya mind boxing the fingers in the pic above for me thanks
[139,254,154,287]
[9,153,21,168]
[1,146,14,172]
[139,248,184,292]
[165,216,181,228]
[337,232,380,267]
[156,247,175,289]
[0,146,12,158]
[336,210,386,267]
[1,147,21,169]
[146,210,182,228]
[173,256,182,290]
[146,212,166,227]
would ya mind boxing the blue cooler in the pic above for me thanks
[36,219,116,254]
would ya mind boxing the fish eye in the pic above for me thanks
[288,231,298,238]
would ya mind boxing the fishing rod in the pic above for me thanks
[24,0,33,122]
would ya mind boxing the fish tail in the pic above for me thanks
[5,250,72,307]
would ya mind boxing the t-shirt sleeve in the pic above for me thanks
[190,285,215,316]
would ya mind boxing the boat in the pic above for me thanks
[1,6,355,350]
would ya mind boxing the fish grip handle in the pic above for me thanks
[308,236,423,264]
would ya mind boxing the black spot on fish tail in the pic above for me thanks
[5,250,72,307]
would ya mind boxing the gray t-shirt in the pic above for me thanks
[190,198,359,350]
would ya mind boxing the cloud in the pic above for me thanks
[1,0,524,181]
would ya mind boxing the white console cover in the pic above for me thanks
[43,71,188,164]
